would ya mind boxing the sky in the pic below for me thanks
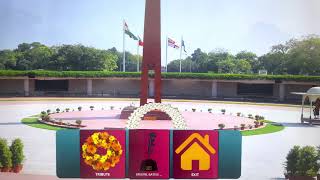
[0,0,319,65]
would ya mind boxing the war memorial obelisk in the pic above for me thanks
[140,0,162,106]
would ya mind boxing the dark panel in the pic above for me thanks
[35,80,68,91]
[237,83,273,96]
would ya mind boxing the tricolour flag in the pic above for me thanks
[168,38,180,49]
[181,39,187,53]
[124,22,138,40]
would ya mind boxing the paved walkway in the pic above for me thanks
[50,109,256,129]
[0,99,319,180]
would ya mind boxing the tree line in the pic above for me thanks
[0,35,319,75]
[168,35,320,75]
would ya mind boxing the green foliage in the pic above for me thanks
[10,139,24,166]
[90,106,94,110]
[78,106,82,111]
[285,146,320,177]
[241,122,284,136]
[0,138,12,168]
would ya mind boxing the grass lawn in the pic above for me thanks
[21,116,66,131]
[241,122,285,136]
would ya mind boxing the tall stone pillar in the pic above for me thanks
[24,79,29,96]
[279,84,285,102]
[140,0,162,106]
[87,79,92,96]
[211,81,218,98]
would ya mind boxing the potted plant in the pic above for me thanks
[208,108,212,113]
[192,108,196,112]
[56,108,60,113]
[90,106,94,111]
[260,120,265,126]
[65,108,70,112]
[255,115,260,120]
[248,125,253,129]
[110,106,115,110]
[221,109,226,114]
[75,120,82,127]
[254,121,260,128]
[41,111,46,115]
[0,138,12,172]
[248,114,253,119]
[240,124,246,130]
[41,114,50,122]
[218,123,225,130]
[236,112,241,116]
[284,146,319,180]
[10,139,24,173]
[46,109,51,114]
[78,106,82,111]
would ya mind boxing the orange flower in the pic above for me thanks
[103,162,111,170]
[114,156,120,164]
[87,145,97,154]
[100,132,109,140]
[95,162,103,171]
[86,137,93,144]
[84,159,92,165]
[111,142,121,151]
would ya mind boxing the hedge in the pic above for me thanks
[0,70,320,82]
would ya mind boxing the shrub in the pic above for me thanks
[10,139,24,167]
[110,106,114,110]
[248,125,253,129]
[240,124,246,129]
[254,121,260,127]
[285,146,320,177]
[75,120,82,126]
[248,114,253,119]
[208,108,212,113]
[221,109,226,114]
[90,106,94,110]
[218,123,225,129]
[41,114,50,121]
[0,138,12,169]
[46,109,51,114]
[78,106,82,111]
[41,111,46,115]
[255,115,260,120]
[65,108,70,112]
[192,108,196,112]
[56,108,60,113]
[237,112,241,116]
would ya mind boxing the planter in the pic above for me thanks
[254,125,259,128]
[12,165,23,173]
[288,176,316,180]
[240,127,245,130]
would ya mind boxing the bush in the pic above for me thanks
[65,108,70,112]
[10,139,24,167]
[285,146,320,177]
[75,120,82,126]
[90,106,94,110]
[221,109,226,114]
[208,108,212,113]
[192,108,196,112]
[78,106,82,111]
[41,111,46,115]
[240,124,246,129]
[0,138,12,169]
[56,108,60,113]
[237,112,241,116]
[41,114,50,121]
[46,109,51,114]
[110,106,115,110]
[248,114,253,119]
[218,123,225,129]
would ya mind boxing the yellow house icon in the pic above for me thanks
[175,133,216,171]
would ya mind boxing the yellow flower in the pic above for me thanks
[82,144,87,151]
[107,149,112,157]
[94,154,100,161]
[93,139,99,145]
[109,136,115,142]
[99,155,108,163]
[86,156,93,161]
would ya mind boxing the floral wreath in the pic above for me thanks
[82,132,122,171]
[127,103,187,129]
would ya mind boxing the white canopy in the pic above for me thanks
[292,87,320,102]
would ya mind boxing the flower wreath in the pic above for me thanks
[81,132,122,171]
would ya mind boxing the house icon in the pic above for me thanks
[175,133,216,171]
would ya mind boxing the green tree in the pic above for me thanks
[191,48,209,72]
[235,59,252,74]
[0,50,17,69]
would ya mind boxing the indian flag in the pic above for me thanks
[124,22,138,40]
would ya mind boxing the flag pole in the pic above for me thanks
[179,36,183,73]
[137,41,139,72]
[123,20,126,72]
[166,36,168,72]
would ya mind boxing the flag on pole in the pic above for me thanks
[124,22,138,40]
[138,36,144,46]
[168,38,180,49]
[181,39,187,53]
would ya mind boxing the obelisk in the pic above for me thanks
[140,0,162,106]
